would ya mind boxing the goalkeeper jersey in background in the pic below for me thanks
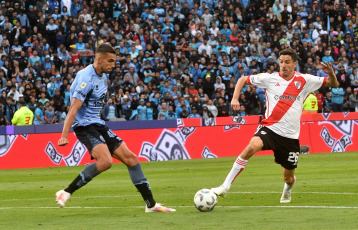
[11,106,34,125]
[303,93,318,113]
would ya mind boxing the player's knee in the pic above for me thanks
[101,157,113,170]
[284,175,294,184]
[125,153,139,167]
[243,144,257,158]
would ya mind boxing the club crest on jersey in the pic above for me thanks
[80,82,87,88]
[294,81,301,89]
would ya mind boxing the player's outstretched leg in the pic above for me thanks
[55,162,101,207]
[56,144,112,208]
[211,156,248,197]
[212,136,263,197]
[114,143,175,213]
[280,168,296,203]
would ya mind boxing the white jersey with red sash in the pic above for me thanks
[248,71,327,139]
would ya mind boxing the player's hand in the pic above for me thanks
[58,137,69,146]
[320,62,334,75]
[231,100,240,111]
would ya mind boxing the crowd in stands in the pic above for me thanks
[0,0,358,125]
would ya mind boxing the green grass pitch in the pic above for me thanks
[1,152,357,230]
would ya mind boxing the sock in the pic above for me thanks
[64,163,100,194]
[222,156,248,190]
[283,177,296,191]
[128,163,156,208]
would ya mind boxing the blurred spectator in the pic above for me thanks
[343,93,350,112]
[102,98,119,121]
[314,90,325,113]
[4,97,16,125]
[188,106,201,118]
[137,99,147,120]
[331,84,345,112]
[33,103,45,125]
[157,103,167,120]
[350,68,358,88]
[322,50,334,64]
[349,88,358,112]
[336,65,350,89]
[202,104,214,119]
[165,105,176,119]
[44,103,55,124]
[145,101,154,120]
[207,100,218,117]
[324,94,333,114]
[238,105,246,116]
[7,85,20,101]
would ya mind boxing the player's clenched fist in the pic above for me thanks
[58,137,69,146]
[231,100,240,111]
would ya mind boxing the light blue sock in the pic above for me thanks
[65,163,100,194]
[76,162,100,188]
[128,163,148,185]
[128,163,155,207]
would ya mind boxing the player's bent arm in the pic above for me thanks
[231,76,249,111]
[232,76,249,101]
[324,72,338,88]
[60,98,83,139]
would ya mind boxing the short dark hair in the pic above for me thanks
[279,48,298,62]
[96,43,116,55]
[18,100,26,106]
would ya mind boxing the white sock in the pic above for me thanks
[283,177,296,191]
[222,156,248,190]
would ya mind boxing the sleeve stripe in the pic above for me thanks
[321,77,327,88]
[247,75,251,85]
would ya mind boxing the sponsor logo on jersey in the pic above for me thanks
[274,94,301,101]
[80,82,87,88]
[250,76,255,84]
[75,89,86,97]
[275,83,280,86]
[294,81,301,89]
[260,131,267,135]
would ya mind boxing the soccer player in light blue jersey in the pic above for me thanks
[56,43,175,213]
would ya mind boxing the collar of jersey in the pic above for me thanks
[278,71,295,81]
[92,64,103,78]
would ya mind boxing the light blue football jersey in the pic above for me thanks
[70,64,108,128]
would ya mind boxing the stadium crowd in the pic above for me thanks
[0,0,358,125]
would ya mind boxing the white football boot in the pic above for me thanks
[56,190,71,208]
[211,184,229,197]
[145,203,176,213]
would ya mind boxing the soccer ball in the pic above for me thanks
[194,189,218,212]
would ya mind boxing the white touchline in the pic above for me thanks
[0,206,357,210]
[1,191,357,202]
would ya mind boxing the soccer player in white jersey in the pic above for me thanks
[212,48,338,203]
[56,43,175,213]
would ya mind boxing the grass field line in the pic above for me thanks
[0,205,358,210]
[1,191,357,202]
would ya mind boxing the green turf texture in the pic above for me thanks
[0,152,357,230]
